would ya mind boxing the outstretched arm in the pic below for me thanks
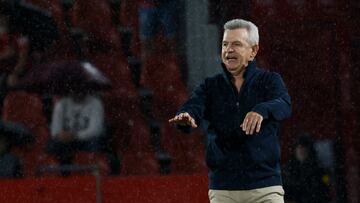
[169,79,209,131]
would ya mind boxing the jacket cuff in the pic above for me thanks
[252,104,269,119]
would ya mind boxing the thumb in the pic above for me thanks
[190,117,198,128]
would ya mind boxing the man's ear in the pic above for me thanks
[250,45,259,61]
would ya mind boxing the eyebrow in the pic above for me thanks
[222,40,243,44]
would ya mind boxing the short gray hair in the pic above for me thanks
[223,19,259,46]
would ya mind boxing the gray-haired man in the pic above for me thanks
[169,19,291,203]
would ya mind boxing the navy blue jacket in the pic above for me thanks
[177,60,291,190]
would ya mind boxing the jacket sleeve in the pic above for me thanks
[252,73,291,121]
[176,80,209,132]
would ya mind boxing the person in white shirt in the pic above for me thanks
[46,92,106,173]
[50,93,104,141]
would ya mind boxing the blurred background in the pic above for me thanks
[0,0,359,203]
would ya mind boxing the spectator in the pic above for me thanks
[138,0,179,59]
[0,129,22,178]
[282,133,331,203]
[46,92,107,174]
[0,13,30,115]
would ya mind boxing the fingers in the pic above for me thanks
[183,112,197,128]
[242,118,249,132]
[248,119,256,135]
[256,118,262,133]
[169,112,187,123]
[241,112,263,135]
[169,112,197,128]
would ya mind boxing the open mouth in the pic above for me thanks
[225,56,238,62]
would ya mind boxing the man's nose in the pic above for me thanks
[225,45,234,52]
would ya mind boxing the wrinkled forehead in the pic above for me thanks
[222,28,250,42]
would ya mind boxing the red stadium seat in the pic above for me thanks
[120,0,141,54]
[87,53,158,175]
[121,117,158,175]
[2,91,50,176]
[140,52,188,121]
[74,152,110,175]
[91,52,141,151]
[161,123,207,174]
[72,0,120,49]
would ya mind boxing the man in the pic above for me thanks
[169,19,291,203]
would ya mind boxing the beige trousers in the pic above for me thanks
[208,186,284,203]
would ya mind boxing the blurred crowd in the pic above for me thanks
[0,0,206,177]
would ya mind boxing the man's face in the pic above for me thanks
[221,28,258,76]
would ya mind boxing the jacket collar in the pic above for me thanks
[221,60,257,83]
